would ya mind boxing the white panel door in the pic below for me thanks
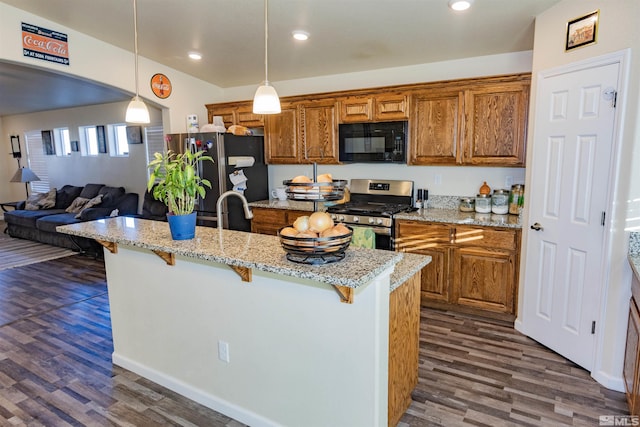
[520,62,619,370]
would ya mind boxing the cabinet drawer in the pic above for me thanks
[395,221,451,251]
[453,226,517,251]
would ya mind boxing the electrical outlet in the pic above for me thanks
[505,176,514,188]
[218,340,230,363]
[434,174,442,185]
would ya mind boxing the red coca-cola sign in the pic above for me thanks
[22,22,69,66]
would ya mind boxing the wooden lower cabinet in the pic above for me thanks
[396,220,520,319]
[624,273,640,415]
[250,207,310,235]
[388,270,420,427]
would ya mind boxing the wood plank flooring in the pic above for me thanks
[0,254,628,426]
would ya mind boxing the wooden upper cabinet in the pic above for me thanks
[299,99,339,164]
[206,102,264,129]
[339,93,409,123]
[463,82,529,166]
[265,103,298,164]
[409,90,462,165]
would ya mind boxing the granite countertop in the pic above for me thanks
[630,232,640,280]
[389,253,430,292]
[57,217,410,290]
[394,208,522,229]
[248,199,329,212]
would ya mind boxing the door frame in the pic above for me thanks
[516,49,631,391]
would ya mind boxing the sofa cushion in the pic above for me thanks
[38,188,58,209]
[4,208,67,228]
[79,183,104,199]
[99,186,126,208]
[24,191,48,210]
[55,185,83,209]
[74,194,103,218]
[35,213,83,233]
[65,197,91,214]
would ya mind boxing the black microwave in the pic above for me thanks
[338,121,407,163]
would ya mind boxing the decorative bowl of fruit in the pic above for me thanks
[278,212,353,264]
[283,174,347,201]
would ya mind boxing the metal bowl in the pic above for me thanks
[278,225,353,264]
[282,179,347,201]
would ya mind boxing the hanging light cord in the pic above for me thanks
[133,0,140,98]
[263,0,269,84]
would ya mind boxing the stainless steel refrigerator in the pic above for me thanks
[165,132,268,231]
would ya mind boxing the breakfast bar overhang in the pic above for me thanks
[58,217,430,427]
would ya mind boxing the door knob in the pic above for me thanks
[530,222,543,231]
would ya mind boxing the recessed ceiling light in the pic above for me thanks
[292,31,309,41]
[448,0,473,11]
[188,52,202,60]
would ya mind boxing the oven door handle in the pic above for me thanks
[350,225,391,236]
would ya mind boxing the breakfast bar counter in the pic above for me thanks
[57,217,429,427]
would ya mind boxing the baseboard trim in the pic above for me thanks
[591,369,625,393]
[112,352,280,427]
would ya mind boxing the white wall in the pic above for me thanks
[519,0,640,390]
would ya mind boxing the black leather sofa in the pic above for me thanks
[4,183,139,253]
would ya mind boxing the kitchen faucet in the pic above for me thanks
[216,190,254,230]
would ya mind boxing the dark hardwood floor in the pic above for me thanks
[0,254,628,426]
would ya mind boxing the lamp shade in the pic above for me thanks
[10,167,40,183]
[126,96,151,123]
[253,83,281,114]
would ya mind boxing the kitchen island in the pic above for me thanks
[58,217,429,427]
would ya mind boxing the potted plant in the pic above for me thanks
[147,149,213,240]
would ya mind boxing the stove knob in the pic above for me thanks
[368,217,375,224]
[353,216,360,223]
[338,215,345,222]
[330,214,337,220]
[376,218,383,225]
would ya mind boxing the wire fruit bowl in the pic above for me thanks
[278,225,353,264]
[282,179,347,201]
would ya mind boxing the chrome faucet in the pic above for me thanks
[216,190,254,230]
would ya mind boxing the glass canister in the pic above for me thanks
[475,194,491,213]
[509,184,524,214]
[491,189,509,214]
[459,197,475,212]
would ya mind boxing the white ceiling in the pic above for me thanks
[0,0,560,116]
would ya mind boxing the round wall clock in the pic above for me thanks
[151,73,172,99]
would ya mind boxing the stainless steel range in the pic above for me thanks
[326,179,414,250]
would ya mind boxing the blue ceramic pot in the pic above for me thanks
[167,212,197,240]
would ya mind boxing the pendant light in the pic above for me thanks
[125,0,150,123]
[253,0,281,114]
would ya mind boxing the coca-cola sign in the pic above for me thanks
[22,22,69,66]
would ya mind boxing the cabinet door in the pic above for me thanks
[409,90,463,165]
[624,299,640,415]
[374,93,409,121]
[339,97,373,122]
[207,106,236,129]
[452,246,515,314]
[463,82,529,166]
[395,221,452,303]
[250,208,288,235]
[235,105,264,128]
[299,100,339,164]
[265,104,299,164]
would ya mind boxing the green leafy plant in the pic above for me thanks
[147,150,214,216]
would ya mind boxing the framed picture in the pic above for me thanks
[566,10,598,51]
[42,130,55,155]
[71,140,79,152]
[97,125,107,153]
[126,125,143,144]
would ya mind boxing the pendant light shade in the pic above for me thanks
[126,0,150,124]
[253,0,281,114]
[126,95,150,123]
